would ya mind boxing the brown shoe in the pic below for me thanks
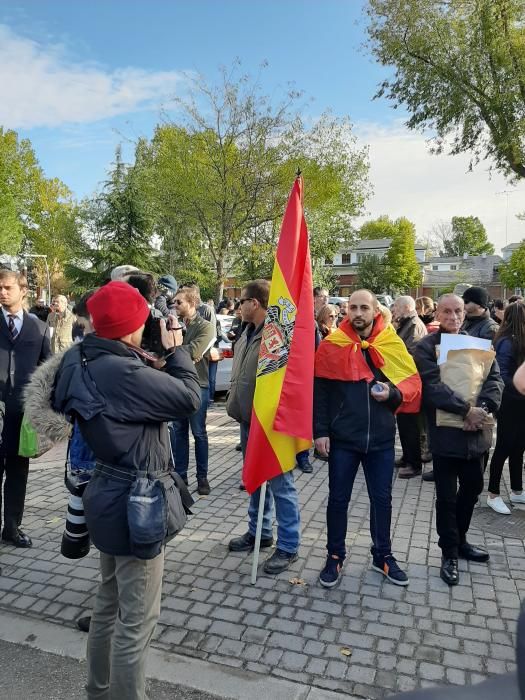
[398,465,422,479]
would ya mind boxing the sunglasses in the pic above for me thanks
[239,297,254,305]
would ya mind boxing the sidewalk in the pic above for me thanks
[0,403,522,699]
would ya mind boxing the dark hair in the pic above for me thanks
[493,298,506,311]
[0,268,28,289]
[508,295,524,304]
[127,273,156,303]
[495,302,525,365]
[72,289,97,319]
[242,279,270,309]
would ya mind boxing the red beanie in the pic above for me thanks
[87,281,150,339]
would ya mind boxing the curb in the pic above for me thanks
[0,609,359,700]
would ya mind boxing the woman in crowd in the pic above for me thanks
[415,296,439,333]
[316,304,338,338]
[487,302,525,514]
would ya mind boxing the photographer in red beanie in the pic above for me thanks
[52,281,201,700]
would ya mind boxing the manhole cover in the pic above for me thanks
[472,506,525,539]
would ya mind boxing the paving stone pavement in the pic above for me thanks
[0,403,523,699]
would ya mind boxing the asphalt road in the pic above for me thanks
[0,639,225,700]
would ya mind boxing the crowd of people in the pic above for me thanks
[2,263,525,699]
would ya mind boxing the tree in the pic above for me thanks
[0,128,45,254]
[365,0,525,179]
[69,146,159,289]
[383,216,422,292]
[356,254,386,292]
[499,240,525,290]
[430,216,495,256]
[357,216,421,292]
[359,215,398,240]
[139,66,370,300]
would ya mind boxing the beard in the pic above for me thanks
[351,317,373,334]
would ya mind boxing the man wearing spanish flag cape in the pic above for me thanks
[314,289,422,589]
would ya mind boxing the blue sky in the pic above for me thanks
[1,0,524,251]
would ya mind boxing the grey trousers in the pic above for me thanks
[86,549,165,700]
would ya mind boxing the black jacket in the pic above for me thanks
[461,312,498,340]
[0,311,51,454]
[52,334,201,556]
[413,331,503,459]
[314,350,402,453]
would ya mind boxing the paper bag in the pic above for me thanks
[436,348,496,428]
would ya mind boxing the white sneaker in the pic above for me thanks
[487,496,511,514]
[510,492,525,505]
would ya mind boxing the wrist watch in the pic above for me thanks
[479,401,490,414]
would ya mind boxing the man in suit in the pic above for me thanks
[0,269,51,547]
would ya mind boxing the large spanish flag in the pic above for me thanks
[315,313,421,413]
[243,177,314,494]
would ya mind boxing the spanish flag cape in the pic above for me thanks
[315,313,421,413]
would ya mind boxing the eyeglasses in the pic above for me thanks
[239,297,254,305]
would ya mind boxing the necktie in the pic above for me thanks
[8,314,18,340]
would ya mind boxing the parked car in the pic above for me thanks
[376,293,394,308]
[328,296,348,306]
[215,316,234,393]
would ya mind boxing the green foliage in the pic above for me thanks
[69,146,160,290]
[359,215,398,240]
[357,216,421,292]
[383,217,422,292]
[499,240,525,289]
[136,66,370,300]
[442,216,495,256]
[356,254,386,292]
[365,0,525,179]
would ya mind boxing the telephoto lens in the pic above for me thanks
[61,492,90,559]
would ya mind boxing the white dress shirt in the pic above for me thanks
[1,307,24,335]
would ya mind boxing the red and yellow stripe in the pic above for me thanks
[315,315,421,413]
[243,178,314,494]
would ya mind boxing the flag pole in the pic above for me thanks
[250,481,267,585]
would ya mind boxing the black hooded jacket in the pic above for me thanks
[52,334,201,555]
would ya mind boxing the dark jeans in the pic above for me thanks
[488,395,525,494]
[396,413,422,469]
[173,387,209,480]
[208,361,218,402]
[326,444,394,560]
[433,454,484,559]
[0,455,30,533]
[296,450,310,467]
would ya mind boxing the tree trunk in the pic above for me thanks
[214,257,225,304]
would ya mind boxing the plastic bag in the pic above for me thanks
[18,414,39,457]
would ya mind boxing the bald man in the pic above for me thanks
[314,289,417,588]
[414,294,503,586]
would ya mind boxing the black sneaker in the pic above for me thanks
[197,478,211,495]
[296,460,313,473]
[263,548,298,574]
[235,443,242,452]
[76,616,91,632]
[372,554,409,586]
[228,531,273,552]
[319,554,344,588]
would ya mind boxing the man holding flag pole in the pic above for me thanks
[226,176,314,579]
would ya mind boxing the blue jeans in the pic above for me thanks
[327,444,394,559]
[208,361,218,402]
[173,387,209,480]
[241,421,300,554]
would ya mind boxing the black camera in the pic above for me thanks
[61,468,91,559]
